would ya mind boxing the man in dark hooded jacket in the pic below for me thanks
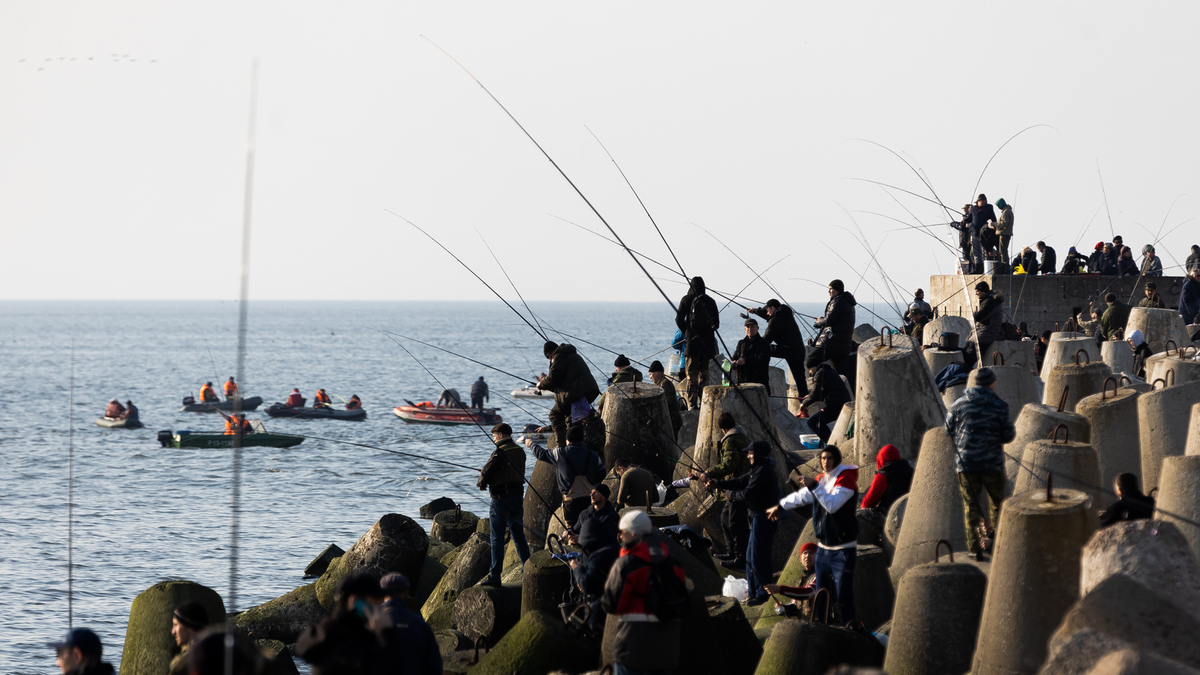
[708,441,782,606]
[732,317,771,391]
[799,347,851,446]
[675,276,720,409]
[536,341,600,448]
[972,281,1005,364]
[814,280,858,393]
[747,299,808,395]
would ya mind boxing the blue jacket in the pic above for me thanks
[379,600,442,675]
[1180,277,1200,325]
[532,442,606,497]
[945,386,1016,473]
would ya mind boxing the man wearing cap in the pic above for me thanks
[798,349,851,446]
[596,354,643,413]
[168,603,208,675]
[536,341,601,448]
[601,510,686,675]
[478,423,531,586]
[707,440,782,606]
[297,571,398,674]
[946,367,1016,561]
[698,412,750,566]
[972,281,1005,365]
[814,279,858,393]
[675,276,720,410]
[731,316,771,391]
[566,483,620,626]
[1138,282,1165,308]
[648,361,682,438]
[995,198,1014,265]
[746,299,808,395]
[379,573,442,675]
[50,628,113,675]
[969,194,997,274]
[529,424,607,528]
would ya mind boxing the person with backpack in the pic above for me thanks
[707,440,782,607]
[601,510,689,675]
[528,424,607,528]
[675,276,720,410]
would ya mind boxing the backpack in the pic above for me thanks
[642,556,692,621]
[688,294,715,333]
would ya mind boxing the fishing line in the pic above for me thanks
[204,338,221,387]
[970,125,1057,201]
[67,339,74,629]
[423,36,676,311]
[377,330,536,384]
[1097,162,1116,240]
[476,228,547,341]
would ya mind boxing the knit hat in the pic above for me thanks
[593,483,611,499]
[995,198,1007,210]
[1095,242,1104,251]
[173,602,209,631]
[829,279,845,293]
[805,345,827,369]
[764,299,781,309]
[614,354,630,368]
[543,341,559,358]
[745,440,770,456]
[975,367,997,386]
[799,542,818,557]
[975,281,990,292]
[379,573,410,596]
[619,510,653,536]
[717,412,736,430]
[648,360,664,373]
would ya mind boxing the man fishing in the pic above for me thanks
[199,381,219,403]
[745,298,807,395]
[969,194,997,274]
[223,376,239,400]
[648,360,682,438]
[675,276,719,410]
[731,317,771,391]
[536,341,600,449]
[218,409,253,436]
[813,280,858,393]
[314,389,332,409]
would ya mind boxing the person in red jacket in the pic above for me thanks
[860,445,914,513]
[764,542,818,609]
[286,388,304,408]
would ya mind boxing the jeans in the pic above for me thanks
[488,495,530,582]
[813,546,857,624]
[745,513,777,601]
[615,665,672,675]
[719,500,749,560]
[958,471,1006,553]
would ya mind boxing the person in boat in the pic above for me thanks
[120,400,138,422]
[314,389,332,409]
[470,377,489,411]
[436,388,463,408]
[224,376,239,400]
[219,410,253,435]
[104,399,126,419]
[286,388,304,408]
[345,395,362,411]
[199,382,220,403]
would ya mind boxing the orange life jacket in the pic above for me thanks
[286,392,304,407]
[224,417,238,435]
[346,398,361,410]
[224,380,239,396]
[200,384,218,402]
[315,391,331,405]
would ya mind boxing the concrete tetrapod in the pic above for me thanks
[1101,340,1135,378]
[1041,335,1100,381]
[420,532,491,620]
[855,322,882,344]
[453,582,522,644]
[968,362,1042,416]
[1137,379,1200,491]
[1013,431,1105,506]
[1075,381,1144,489]
[1079,519,1200,612]
[1152,456,1200,562]
[1188,402,1200,456]
[942,383,966,410]
[691,383,790,488]
[1149,353,1200,386]
[889,427,969,585]
[884,493,908,547]
[753,613,886,675]
[523,460,562,554]
[854,334,946,484]
[923,315,972,347]
[982,340,1038,371]
[704,595,763,675]
[827,401,856,461]
[431,508,479,546]
[1126,307,1192,354]
[923,348,964,377]
[472,610,599,675]
[1003,402,1091,496]
[520,549,571,618]
[884,542,987,675]
[601,380,678,480]
[121,580,226,675]
[1043,357,1114,413]
[971,488,1096,675]
[233,582,326,643]
[314,513,429,612]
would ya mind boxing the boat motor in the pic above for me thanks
[157,430,174,448]
[182,396,195,406]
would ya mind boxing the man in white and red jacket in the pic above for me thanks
[768,445,860,627]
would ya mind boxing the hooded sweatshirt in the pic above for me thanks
[778,463,860,549]
[860,445,913,512]
[675,276,719,359]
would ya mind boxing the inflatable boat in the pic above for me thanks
[161,429,304,448]
[392,400,502,426]
[96,416,144,429]
[180,396,263,413]
[510,385,553,400]
[265,404,367,421]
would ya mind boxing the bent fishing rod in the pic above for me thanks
[476,228,547,339]
[377,330,537,385]
[423,37,676,312]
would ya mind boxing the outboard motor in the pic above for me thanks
[157,430,174,448]
[182,396,195,406]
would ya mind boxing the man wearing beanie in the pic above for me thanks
[798,348,851,446]
[814,279,858,393]
[945,367,1015,561]
[535,341,600,449]
[477,423,531,586]
[699,412,750,565]
[596,354,643,413]
[379,573,442,675]
[731,316,772,391]
[566,483,620,627]
[168,603,209,675]
[648,360,682,438]
[528,424,606,528]
[601,510,686,674]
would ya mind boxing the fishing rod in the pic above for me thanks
[544,328,650,369]
[377,330,536,384]
[585,126,687,278]
[203,338,221,387]
[424,37,676,312]
[849,140,958,222]
[719,256,789,313]
[476,228,547,340]
[387,211,547,341]
[1097,162,1116,240]
[970,125,1056,201]
[67,340,75,629]
[832,205,906,317]
[819,243,900,325]
[688,222,791,308]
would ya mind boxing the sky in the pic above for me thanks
[2,1,1198,314]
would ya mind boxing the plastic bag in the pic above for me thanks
[655,481,668,506]
[722,575,749,602]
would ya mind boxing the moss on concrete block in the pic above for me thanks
[471,610,599,675]
[234,582,326,644]
[120,580,226,675]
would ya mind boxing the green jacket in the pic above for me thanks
[596,367,645,411]
[478,438,526,497]
[707,428,751,480]
[659,378,682,433]
[1099,301,1133,340]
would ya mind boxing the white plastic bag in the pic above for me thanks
[655,481,668,506]
[722,575,749,602]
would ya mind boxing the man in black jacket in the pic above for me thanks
[707,440,782,606]
[297,572,399,675]
[536,341,600,448]
[814,280,858,393]
[969,194,997,274]
[747,299,808,396]
[799,348,851,446]
[477,423,531,586]
[529,424,607,527]
[566,483,620,627]
[973,281,1005,365]
[732,317,771,391]
[675,276,720,410]
[51,628,114,675]
[1037,241,1056,276]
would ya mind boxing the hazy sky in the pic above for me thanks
[3,2,1197,314]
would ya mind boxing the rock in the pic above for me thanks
[314,513,429,612]
[475,517,489,534]
[409,555,448,611]
[453,582,522,643]
[524,460,563,554]
[435,629,469,658]
[427,537,455,562]
[855,323,882,343]
[662,533,725,597]
[233,582,324,644]
[471,610,599,675]
[1138,380,1200,492]
[678,409,701,447]
[440,547,462,567]
[753,616,885,675]
[853,545,895,631]
[885,557,986,675]
[431,508,480,546]
[1041,628,1132,675]
[420,496,457,519]
[923,315,973,347]
[601,379,678,479]
[303,543,344,577]
[885,493,908,545]
[521,550,571,618]
[1080,519,1200,615]
[1156,455,1200,561]
[1126,307,1193,354]
[421,532,492,620]
[254,639,300,675]
[120,580,225,675]
[1083,649,1200,675]
[1004,402,1091,497]
[890,427,968,585]
[704,595,762,675]
[426,603,455,633]
[771,510,810,573]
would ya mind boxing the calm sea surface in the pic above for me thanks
[1,299,834,673]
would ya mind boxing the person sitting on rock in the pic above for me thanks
[297,571,399,675]
[732,316,772,392]
[614,458,657,509]
[104,399,125,419]
[378,573,442,675]
[527,424,606,528]
[1127,329,1154,380]
[764,542,818,612]
[709,440,782,607]
[345,394,362,410]
[199,382,219,403]
[168,602,208,675]
[799,347,852,447]
[858,444,913,547]
[697,413,751,567]
[566,483,620,628]
[1099,473,1156,528]
[648,360,682,438]
[51,628,113,675]
[314,389,332,409]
